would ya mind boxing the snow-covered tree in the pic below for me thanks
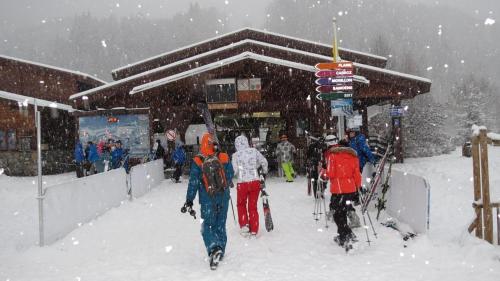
[450,75,493,144]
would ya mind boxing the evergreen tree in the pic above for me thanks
[450,75,492,143]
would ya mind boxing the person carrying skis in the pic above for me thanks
[306,136,327,197]
[275,134,296,182]
[171,142,186,183]
[182,133,234,269]
[232,135,268,237]
[323,134,361,248]
[346,127,375,173]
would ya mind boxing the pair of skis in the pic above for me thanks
[360,144,392,214]
[197,102,274,233]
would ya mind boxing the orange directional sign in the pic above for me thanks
[315,61,354,70]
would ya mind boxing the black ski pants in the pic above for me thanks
[330,192,357,240]
[173,163,183,181]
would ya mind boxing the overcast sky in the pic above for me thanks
[0,0,271,28]
[1,0,497,30]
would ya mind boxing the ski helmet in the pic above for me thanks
[325,134,338,146]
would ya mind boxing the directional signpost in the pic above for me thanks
[314,61,354,102]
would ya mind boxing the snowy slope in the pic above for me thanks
[1,147,500,281]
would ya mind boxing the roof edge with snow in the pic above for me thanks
[0,54,107,85]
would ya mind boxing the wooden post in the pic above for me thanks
[497,207,499,245]
[479,129,493,244]
[471,136,482,238]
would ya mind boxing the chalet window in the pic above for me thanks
[7,129,16,150]
[0,130,6,150]
[77,81,94,93]
[205,79,236,103]
[296,119,310,137]
[19,136,31,151]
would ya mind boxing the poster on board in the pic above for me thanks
[78,114,150,157]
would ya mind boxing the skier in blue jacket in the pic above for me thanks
[182,133,234,270]
[87,141,100,174]
[347,128,375,172]
[111,140,124,169]
[171,142,186,183]
[74,140,85,178]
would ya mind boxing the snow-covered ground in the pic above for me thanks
[1,147,499,281]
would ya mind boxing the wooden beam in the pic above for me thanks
[479,129,493,244]
[471,136,483,239]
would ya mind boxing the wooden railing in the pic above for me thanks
[468,129,498,245]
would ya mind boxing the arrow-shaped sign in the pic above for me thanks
[316,85,354,93]
[315,77,353,86]
[316,92,353,100]
[315,61,354,70]
[315,69,354,78]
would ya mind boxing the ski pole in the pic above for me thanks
[229,194,237,225]
[358,189,371,245]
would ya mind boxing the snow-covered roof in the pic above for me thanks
[111,27,387,75]
[73,39,373,100]
[352,62,431,84]
[0,90,75,112]
[488,132,500,141]
[0,54,107,85]
[129,52,369,95]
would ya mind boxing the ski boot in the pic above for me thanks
[209,248,223,270]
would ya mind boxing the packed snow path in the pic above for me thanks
[1,148,500,281]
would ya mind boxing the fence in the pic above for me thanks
[468,129,499,245]
[41,160,164,245]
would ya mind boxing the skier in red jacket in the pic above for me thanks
[323,134,362,247]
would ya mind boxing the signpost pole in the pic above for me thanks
[331,17,344,138]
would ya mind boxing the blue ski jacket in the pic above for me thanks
[74,141,85,164]
[111,147,124,169]
[87,143,100,163]
[349,133,375,171]
[172,145,186,165]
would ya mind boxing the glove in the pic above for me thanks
[353,191,360,206]
[181,200,193,213]
[229,181,235,188]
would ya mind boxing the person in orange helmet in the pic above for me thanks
[182,133,234,270]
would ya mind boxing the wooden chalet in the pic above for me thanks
[0,55,106,175]
[69,28,431,164]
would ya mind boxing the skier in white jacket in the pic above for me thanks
[232,135,268,237]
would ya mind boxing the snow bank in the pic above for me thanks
[43,168,128,245]
[129,159,164,198]
[487,132,500,141]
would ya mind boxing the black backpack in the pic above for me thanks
[196,154,228,196]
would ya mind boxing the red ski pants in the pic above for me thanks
[236,180,261,234]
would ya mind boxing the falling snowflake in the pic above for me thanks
[101,40,107,48]
[426,66,433,71]
[484,18,495,25]
[116,3,120,8]
[225,0,229,4]
[138,4,142,8]
[280,16,285,21]
[165,245,173,253]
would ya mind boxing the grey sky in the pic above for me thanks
[0,0,271,28]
